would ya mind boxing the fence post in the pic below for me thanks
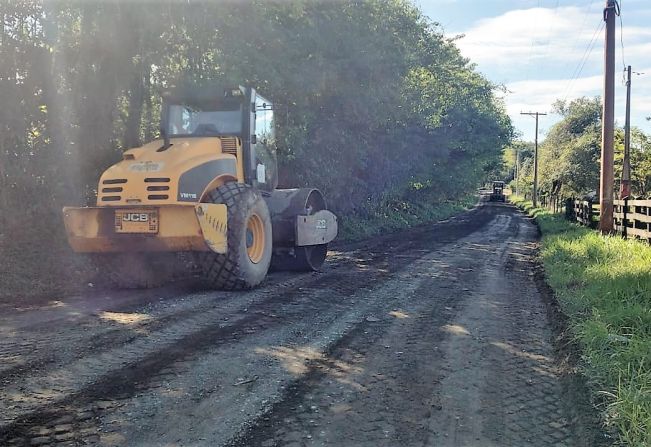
[565,198,573,220]
[623,197,628,239]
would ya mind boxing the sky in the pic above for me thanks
[416,0,651,142]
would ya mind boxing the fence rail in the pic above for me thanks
[567,198,651,241]
[572,200,600,228]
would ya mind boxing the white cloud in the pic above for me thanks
[503,75,602,115]
[452,6,651,139]
[457,7,600,68]
[505,71,651,140]
[456,6,651,84]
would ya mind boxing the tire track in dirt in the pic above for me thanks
[0,205,487,378]
[0,205,497,445]
[231,206,592,447]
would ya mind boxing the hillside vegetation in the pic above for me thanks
[0,1,512,298]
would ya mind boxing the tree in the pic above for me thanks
[0,0,513,224]
[538,97,601,198]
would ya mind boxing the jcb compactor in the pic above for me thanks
[63,86,338,289]
[489,181,506,202]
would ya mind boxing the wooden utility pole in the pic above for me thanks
[515,149,520,197]
[599,0,617,232]
[620,65,632,198]
[521,112,546,207]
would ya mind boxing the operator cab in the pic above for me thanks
[160,86,278,191]
[492,181,504,195]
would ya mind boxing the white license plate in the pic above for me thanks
[114,209,159,234]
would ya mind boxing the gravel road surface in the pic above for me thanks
[0,203,595,446]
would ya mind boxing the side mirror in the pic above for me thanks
[251,134,257,145]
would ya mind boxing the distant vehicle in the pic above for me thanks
[489,181,506,202]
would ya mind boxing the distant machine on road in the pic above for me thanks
[489,181,506,202]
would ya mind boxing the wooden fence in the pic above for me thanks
[539,194,564,214]
[567,198,651,241]
[570,199,600,228]
[614,199,651,241]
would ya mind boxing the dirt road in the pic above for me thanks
[0,203,596,446]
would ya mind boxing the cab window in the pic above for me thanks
[167,104,242,137]
[253,94,278,190]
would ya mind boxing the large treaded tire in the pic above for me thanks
[200,182,272,290]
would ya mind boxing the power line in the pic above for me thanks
[618,0,624,67]
[570,0,597,57]
[562,19,604,102]
[538,0,561,77]
[523,0,543,84]
[559,0,599,100]
[564,19,604,94]
[524,0,562,85]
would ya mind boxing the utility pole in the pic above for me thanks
[521,111,546,207]
[599,0,617,232]
[515,149,520,197]
[620,65,631,198]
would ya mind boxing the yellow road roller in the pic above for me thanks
[63,85,338,289]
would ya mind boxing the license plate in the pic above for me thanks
[114,209,159,234]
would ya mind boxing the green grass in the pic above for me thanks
[512,196,651,446]
[338,194,477,241]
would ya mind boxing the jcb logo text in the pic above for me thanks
[123,213,149,222]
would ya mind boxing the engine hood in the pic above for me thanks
[97,137,241,206]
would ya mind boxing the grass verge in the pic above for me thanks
[512,196,651,446]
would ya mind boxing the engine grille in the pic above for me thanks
[100,179,127,202]
[144,177,170,200]
[221,137,238,155]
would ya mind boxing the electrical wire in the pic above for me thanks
[522,0,543,84]
[562,18,604,102]
[568,0,597,62]
[616,0,628,85]
[538,0,561,75]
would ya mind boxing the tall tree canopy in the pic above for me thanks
[1,0,513,227]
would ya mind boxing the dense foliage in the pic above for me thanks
[1,0,511,223]
[0,1,512,297]
[513,96,651,200]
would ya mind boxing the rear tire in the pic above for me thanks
[200,182,272,290]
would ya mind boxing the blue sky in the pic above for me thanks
[416,0,651,142]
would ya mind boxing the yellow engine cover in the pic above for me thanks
[62,204,228,254]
